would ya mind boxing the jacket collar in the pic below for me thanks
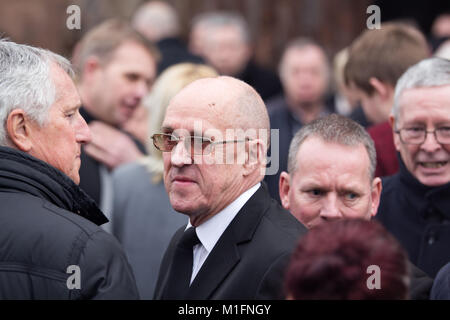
[0,146,107,225]
[186,183,271,299]
[397,154,450,219]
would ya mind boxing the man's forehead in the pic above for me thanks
[50,63,80,105]
[167,78,238,114]
[296,137,370,177]
[105,41,155,71]
[284,46,326,65]
[398,85,450,117]
[400,85,450,102]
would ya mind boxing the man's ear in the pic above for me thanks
[6,109,33,152]
[370,177,382,218]
[243,139,265,175]
[82,56,102,80]
[279,171,291,210]
[369,77,393,101]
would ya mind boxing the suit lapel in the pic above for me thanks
[186,185,271,299]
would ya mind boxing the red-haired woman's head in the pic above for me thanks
[285,219,410,300]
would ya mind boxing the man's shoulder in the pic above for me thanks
[376,174,403,222]
[380,174,400,195]
[240,192,306,253]
[431,262,450,299]
[0,191,116,269]
[262,198,307,241]
[0,191,112,247]
[267,95,288,116]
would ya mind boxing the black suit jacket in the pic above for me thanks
[154,184,307,299]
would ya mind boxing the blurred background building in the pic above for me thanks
[1,0,448,72]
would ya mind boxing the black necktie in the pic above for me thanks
[162,227,200,299]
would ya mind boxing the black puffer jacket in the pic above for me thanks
[0,146,139,299]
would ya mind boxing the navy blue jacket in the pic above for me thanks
[376,156,450,278]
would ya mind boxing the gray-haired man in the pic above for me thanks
[0,39,138,299]
[377,57,450,278]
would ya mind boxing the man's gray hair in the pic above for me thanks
[192,11,251,44]
[287,114,377,180]
[0,39,73,146]
[393,57,450,124]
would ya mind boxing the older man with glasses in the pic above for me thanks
[377,57,450,278]
[151,76,306,300]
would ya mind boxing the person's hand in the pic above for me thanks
[84,121,144,169]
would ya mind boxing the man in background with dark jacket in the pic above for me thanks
[0,39,139,299]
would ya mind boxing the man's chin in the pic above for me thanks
[72,174,80,185]
[417,174,450,187]
[169,194,206,217]
[171,202,199,216]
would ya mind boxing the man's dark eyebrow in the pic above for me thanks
[339,187,362,195]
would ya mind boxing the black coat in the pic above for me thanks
[154,184,307,299]
[376,156,450,278]
[0,147,139,299]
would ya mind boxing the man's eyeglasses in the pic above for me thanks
[395,127,450,145]
[151,133,249,155]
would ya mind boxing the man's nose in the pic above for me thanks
[76,115,92,144]
[421,130,441,153]
[134,80,149,99]
[170,140,193,167]
[319,193,342,221]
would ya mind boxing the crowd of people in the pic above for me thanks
[1,1,450,300]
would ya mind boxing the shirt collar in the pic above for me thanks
[187,182,261,253]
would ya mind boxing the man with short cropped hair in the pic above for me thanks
[279,114,381,228]
[279,114,433,299]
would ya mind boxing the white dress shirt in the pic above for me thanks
[186,182,261,284]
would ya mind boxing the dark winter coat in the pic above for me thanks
[0,146,139,299]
